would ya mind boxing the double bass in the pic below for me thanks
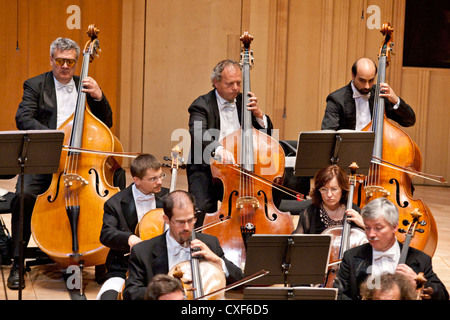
[356,22,438,256]
[31,25,123,268]
[202,31,294,269]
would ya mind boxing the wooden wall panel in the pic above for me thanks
[141,0,242,162]
[0,0,121,133]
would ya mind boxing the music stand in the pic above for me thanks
[243,234,332,286]
[243,286,338,300]
[294,130,375,176]
[0,130,64,300]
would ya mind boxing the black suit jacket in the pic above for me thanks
[187,89,274,168]
[321,82,416,130]
[100,185,169,279]
[335,242,449,300]
[15,71,112,130]
[123,231,244,300]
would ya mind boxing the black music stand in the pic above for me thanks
[0,130,64,300]
[294,130,375,176]
[243,286,338,300]
[243,234,332,286]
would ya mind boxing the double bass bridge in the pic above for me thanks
[63,173,89,188]
[364,185,390,198]
[236,196,259,209]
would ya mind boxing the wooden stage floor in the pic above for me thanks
[0,173,449,300]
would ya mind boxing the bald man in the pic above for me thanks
[321,57,415,131]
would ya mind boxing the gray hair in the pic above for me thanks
[50,37,80,59]
[361,197,399,228]
[210,59,241,87]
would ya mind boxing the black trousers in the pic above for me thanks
[186,164,223,228]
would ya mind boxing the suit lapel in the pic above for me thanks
[152,233,169,274]
[121,185,138,231]
[44,72,58,129]
[353,244,373,283]
[344,83,358,130]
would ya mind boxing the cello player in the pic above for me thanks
[97,153,169,300]
[187,59,273,227]
[9,37,125,290]
[123,190,243,300]
[335,197,448,300]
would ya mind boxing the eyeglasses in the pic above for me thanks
[148,172,166,183]
[170,217,197,227]
[53,57,77,67]
[319,187,341,194]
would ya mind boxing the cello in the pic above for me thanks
[356,22,438,256]
[202,31,294,270]
[168,230,226,300]
[31,25,122,269]
[322,162,367,287]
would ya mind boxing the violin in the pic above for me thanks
[356,22,438,256]
[31,25,123,273]
[202,31,294,270]
[168,230,226,300]
[136,146,185,240]
[322,162,367,287]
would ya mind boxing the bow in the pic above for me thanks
[373,251,395,261]
[221,101,236,111]
[135,193,155,204]
[173,243,190,257]
[353,91,371,101]
[56,82,75,93]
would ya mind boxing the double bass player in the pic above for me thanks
[9,37,125,290]
[187,59,273,227]
[321,57,415,131]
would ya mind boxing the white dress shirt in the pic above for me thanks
[351,81,372,131]
[351,81,401,131]
[132,184,156,222]
[371,241,401,278]
[215,90,267,153]
[166,231,191,271]
[55,77,78,128]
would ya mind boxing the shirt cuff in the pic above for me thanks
[220,258,230,277]
[255,114,267,128]
[392,99,400,110]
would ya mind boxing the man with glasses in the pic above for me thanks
[9,37,124,290]
[97,153,169,300]
[123,190,244,300]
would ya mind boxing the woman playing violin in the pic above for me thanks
[293,164,364,234]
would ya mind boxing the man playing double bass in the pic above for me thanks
[9,37,124,289]
[321,57,416,131]
[187,59,273,227]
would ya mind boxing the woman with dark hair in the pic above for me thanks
[293,165,364,234]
